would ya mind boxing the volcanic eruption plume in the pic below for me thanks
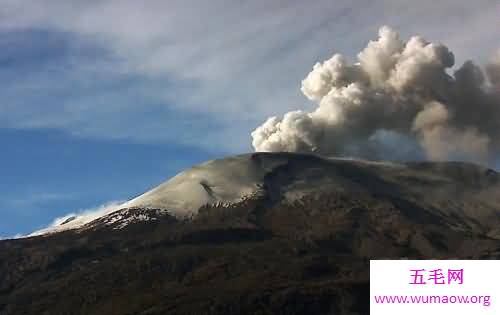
[252,26,500,164]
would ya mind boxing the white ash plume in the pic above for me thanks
[252,27,500,164]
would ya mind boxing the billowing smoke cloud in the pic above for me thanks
[252,27,500,164]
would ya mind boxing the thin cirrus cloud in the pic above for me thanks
[0,0,498,153]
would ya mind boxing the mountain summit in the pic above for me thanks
[37,152,500,237]
[1,153,499,315]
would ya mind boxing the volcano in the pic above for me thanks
[1,152,499,315]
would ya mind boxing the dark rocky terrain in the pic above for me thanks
[1,153,499,315]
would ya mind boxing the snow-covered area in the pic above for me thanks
[122,154,287,216]
[28,154,279,236]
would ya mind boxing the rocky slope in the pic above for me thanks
[1,152,499,315]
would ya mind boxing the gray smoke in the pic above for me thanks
[251,26,500,164]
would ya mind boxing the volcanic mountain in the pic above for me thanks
[1,152,499,315]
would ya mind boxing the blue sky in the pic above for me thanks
[0,0,498,237]
[0,128,218,236]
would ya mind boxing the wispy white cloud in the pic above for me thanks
[28,200,124,236]
[0,0,497,152]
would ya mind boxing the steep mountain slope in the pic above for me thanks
[1,152,499,315]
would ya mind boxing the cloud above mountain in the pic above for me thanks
[252,27,500,164]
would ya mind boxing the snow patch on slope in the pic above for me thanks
[88,207,168,230]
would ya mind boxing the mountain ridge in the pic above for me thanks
[29,152,500,237]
